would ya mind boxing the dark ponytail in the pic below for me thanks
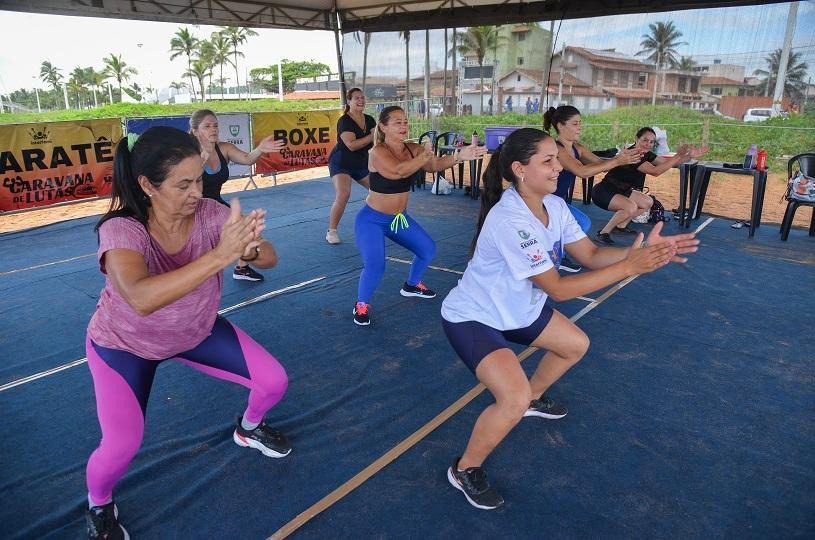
[472,128,551,251]
[96,126,202,232]
[542,105,580,133]
[343,87,363,115]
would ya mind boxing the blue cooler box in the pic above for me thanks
[485,126,521,151]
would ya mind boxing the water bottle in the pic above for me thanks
[743,144,757,169]
[471,131,478,146]
[756,148,768,171]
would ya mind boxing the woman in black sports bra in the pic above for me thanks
[191,109,284,282]
[351,105,485,326]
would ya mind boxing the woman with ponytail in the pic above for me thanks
[325,88,377,244]
[352,105,485,326]
[441,128,699,510]
[190,108,284,282]
[543,105,642,254]
[85,127,291,540]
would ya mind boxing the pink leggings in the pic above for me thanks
[85,317,287,505]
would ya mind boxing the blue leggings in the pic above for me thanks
[355,204,436,303]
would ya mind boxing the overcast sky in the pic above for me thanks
[1,2,813,95]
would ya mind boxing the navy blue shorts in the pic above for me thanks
[442,306,555,374]
[328,152,369,181]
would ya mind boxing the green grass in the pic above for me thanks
[2,102,812,164]
[433,105,815,164]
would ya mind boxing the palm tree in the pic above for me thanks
[209,32,234,98]
[219,26,258,99]
[170,81,187,93]
[102,54,138,102]
[85,67,105,107]
[353,32,372,97]
[456,26,501,115]
[69,66,88,109]
[184,58,210,102]
[197,40,216,100]
[677,56,697,72]
[170,27,200,99]
[753,49,809,102]
[399,30,411,110]
[39,60,66,109]
[636,21,686,105]
[450,28,457,115]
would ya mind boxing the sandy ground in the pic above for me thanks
[1,161,811,234]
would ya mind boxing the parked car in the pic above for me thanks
[743,108,772,122]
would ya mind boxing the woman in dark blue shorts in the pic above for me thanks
[326,87,377,244]
[441,128,700,510]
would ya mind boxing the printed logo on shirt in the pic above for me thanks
[520,238,539,249]
[548,240,562,268]
[525,248,547,268]
[517,229,532,240]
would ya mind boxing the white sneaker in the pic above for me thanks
[326,229,341,244]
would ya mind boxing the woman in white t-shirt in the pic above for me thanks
[441,128,700,510]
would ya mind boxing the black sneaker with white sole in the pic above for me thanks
[400,281,437,299]
[86,501,129,540]
[353,302,371,325]
[523,395,568,419]
[447,457,504,510]
[232,265,264,282]
[559,256,582,273]
[233,418,291,458]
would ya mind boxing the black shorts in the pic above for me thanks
[442,306,554,374]
[591,180,630,211]
[328,152,369,181]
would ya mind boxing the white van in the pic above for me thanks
[743,108,772,122]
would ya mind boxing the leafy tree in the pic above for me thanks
[102,54,138,102]
[456,26,502,115]
[170,27,200,99]
[219,26,258,99]
[753,49,809,102]
[250,59,330,94]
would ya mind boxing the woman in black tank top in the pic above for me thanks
[350,105,485,326]
[191,109,285,282]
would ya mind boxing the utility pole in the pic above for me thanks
[32,77,41,112]
[424,29,430,119]
[540,20,555,110]
[772,1,798,117]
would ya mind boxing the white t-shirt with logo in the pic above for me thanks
[441,188,585,330]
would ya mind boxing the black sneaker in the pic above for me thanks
[233,418,291,458]
[614,225,637,234]
[232,265,264,282]
[353,302,371,326]
[559,256,582,273]
[400,281,437,299]
[595,231,615,245]
[447,457,504,510]
[86,501,129,540]
[523,395,568,419]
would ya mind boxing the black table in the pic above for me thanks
[684,161,768,237]
[675,161,697,228]
[438,144,485,199]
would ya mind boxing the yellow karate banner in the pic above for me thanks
[0,119,122,211]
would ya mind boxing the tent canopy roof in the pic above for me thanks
[0,0,784,33]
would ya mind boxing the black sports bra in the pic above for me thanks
[369,144,424,194]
